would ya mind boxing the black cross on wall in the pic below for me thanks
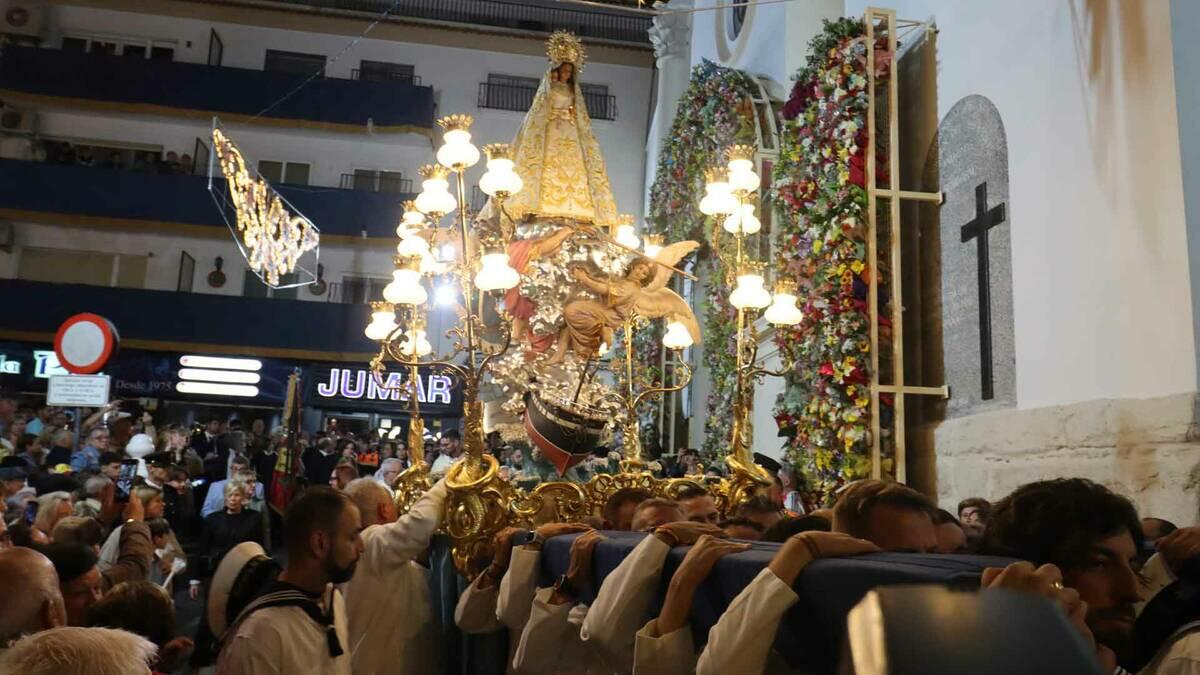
[959,182,1007,400]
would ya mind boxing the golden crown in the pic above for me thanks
[483,143,512,161]
[437,114,473,133]
[418,164,450,180]
[546,31,586,71]
[727,144,756,163]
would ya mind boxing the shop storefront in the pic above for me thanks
[0,341,463,437]
[305,362,464,440]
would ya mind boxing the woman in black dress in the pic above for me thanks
[200,479,265,572]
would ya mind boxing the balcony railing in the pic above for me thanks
[0,158,415,240]
[0,279,380,360]
[0,46,435,131]
[339,172,414,194]
[477,82,617,120]
[351,69,423,86]
[263,0,652,44]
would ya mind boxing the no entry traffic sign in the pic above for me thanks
[54,313,120,375]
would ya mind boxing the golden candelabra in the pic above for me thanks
[702,144,805,506]
[366,119,789,577]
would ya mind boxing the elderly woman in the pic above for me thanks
[200,479,265,572]
[34,491,74,540]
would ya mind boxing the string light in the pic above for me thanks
[212,128,319,287]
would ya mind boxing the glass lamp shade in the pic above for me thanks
[728,159,759,194]
[401,207,426,228]
[479,158,524,197]
[662,320,694,350]
[400,329,433,357]
[699,180,737,216]
[383,268,427,305]
[474,252,521,291]
[415,178,457,216]
[396,235,430,257]
[418,251,445,275]
[615,224,641,250]
[764,290,804,326]
[729,272,771,310]
[436,129,481,169]
[364,309,399,341]
[723,203,762,235]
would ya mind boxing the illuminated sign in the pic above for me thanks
[316,368,453,404]
[0,355,19,375]
[34,351,69,378]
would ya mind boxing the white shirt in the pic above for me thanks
[515,587,605,675]
[430,453,456,475]
[1139,554,1199,675]
[1144,630,1200,675]
[580,534,672,673]
[453,545,542,674]
[343,480,449,675]
[216,587,351,675]
[697,567,799,675]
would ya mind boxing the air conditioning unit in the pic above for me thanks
[0,0,46,39]
[0,104,36,134]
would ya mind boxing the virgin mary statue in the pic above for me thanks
[480,31,618,229]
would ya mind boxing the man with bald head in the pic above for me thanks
[0,547,67,655]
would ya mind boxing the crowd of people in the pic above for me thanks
[0,391,1197,674]
[34,139,197,176]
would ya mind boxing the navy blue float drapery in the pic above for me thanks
[539,531,1017,674]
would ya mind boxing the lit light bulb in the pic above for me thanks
[727,145,759,193]
[662,320,694,350]
[383,257,427,305]
[643,234,664,259]
[615,223,641,250]
[434,283,457,306]
[364,303,398,341]
[397,234,430,257]
[764,283,804,326]
[415,164,457,216]
[729,269,771,310]
[418,251,445,275]
[480,145,524,197]
[400,328,433,357]
[439,243,456,261]
[436,116,481,169]
[699,169,737,216]
[722,203,761,235]
[400,200,426,232]
[475,250,520,291]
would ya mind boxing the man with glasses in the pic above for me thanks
[70,427,109,473]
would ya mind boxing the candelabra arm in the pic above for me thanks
[631,358,692,410]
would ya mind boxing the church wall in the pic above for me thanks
[842,0,1194,408]
[1171,0,1200,392]
[687,0,841,96]
[840,0,1198,522]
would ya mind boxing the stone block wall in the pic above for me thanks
[934,392,1200,525]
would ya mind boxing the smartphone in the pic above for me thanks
[116,459,139,499]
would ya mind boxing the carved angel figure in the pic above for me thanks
[549,241,702,363]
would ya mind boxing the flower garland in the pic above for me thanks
[770,18,895,500]
[638,59,761,458]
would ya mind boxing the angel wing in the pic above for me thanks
[632,287,702,345]
[643,240,699,292]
